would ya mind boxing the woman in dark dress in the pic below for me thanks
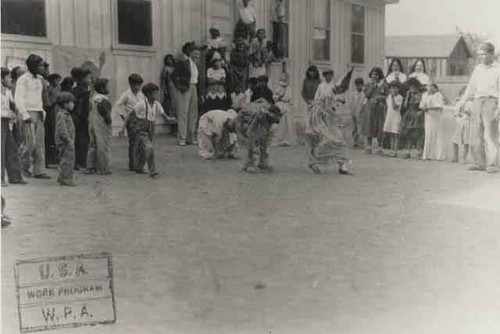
[362,67,388,154]
[230,37,250,91]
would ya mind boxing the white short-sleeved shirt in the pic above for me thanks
[420,92,444,110]
[133,99,165,122]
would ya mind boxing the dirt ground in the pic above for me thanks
[2,136,500,334]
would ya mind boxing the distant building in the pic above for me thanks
[385,34,473,78]
[1,0,398,134]
[385,34,474,101]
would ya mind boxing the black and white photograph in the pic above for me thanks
[1,0,500,333]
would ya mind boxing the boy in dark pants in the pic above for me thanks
[1,67,27,186]
[115,74,144,171]
[55,92,76,186]
[71,67,92,170]
[120,83,174,178]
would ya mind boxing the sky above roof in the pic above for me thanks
[386,0,500,49]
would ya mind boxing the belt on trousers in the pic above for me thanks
[475,96,497,100]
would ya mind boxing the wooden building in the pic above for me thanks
[385,34,474,100]
[1,0,398,134]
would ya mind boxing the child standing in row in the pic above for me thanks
[55,92,76,186]
[382,80,403,156]
[420,83,445,160]
[86,78,112,175]
[272,72,295,147]
[348,77,365,148]
[452,86,471,163]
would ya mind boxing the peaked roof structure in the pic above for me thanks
[385,35,471,58]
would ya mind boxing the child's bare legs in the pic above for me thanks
[463,144,469,164]
[389,134,399,157]
[365,137,373,154]
[452,143,459,162]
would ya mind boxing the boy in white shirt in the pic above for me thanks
[119,83,174,178]
[115,74,144,171]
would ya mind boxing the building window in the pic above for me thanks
[448,60,469,76]
[271,0,289,59]
[312,0,330,61]
[350,4,365,64]
[1,0,46,37]
[116,0,153,46]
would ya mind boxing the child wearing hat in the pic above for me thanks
[55,92,76,186]
[383,80,403,156]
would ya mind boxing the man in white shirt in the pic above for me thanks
[171,42,201,146]
[459,42,500,173]
[14,54,51,179]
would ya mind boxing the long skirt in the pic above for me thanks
[422,110,442,160]
[362,101,386,140]
[305,107,349,166]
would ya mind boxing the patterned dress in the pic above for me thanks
[205,67,228,112]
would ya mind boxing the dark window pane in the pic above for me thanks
[117,0,152,46]
[351,34,364,63]
[1,0,46,37]
[313,29,329,61]
[351,4,364,34]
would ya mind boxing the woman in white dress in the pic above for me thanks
[409,58,431,90]
[420,83,444,160]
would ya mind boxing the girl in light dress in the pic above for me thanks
[383,80,403,157]
[272,72,296,147]
[452,86,471,163]
[420,83,445,160]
